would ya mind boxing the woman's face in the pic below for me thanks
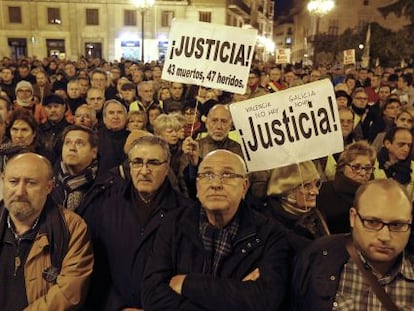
[160,127,178,145]
[395,112,414,129]
[383,102,401,120]
[343,155,373,184]
[292,179,321,211]
[149,109,161,126]
[127,115,145,131]
[160,88,171,101]
[10,119,36,146]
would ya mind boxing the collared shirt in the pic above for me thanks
[334,252,414,310]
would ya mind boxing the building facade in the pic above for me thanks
[0,0,275,61]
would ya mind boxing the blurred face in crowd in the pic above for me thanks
[352,90,369,109]
[383,101,401,120]
[127,114,146,131]
[86,89,105,112]
[36,71,48,87]
[170,83,184,100]
[344,155,374,184]
[384,129,412,162]
[67,81,80,99]
[336,96,349,109]
[206,105,232,142]
[138,83,155,104]
[78,78,90,96]
[10,120,36,146]
[103,102,127,131]
[74,106,96,128]
[269,68,282,82]
[159,127,179,145]
[148,108,162,126]
[44,103,66,124]
[395,111,413,130]
[62,130,97,174]
[64,63,76,78]
[1,68,14,83]
[0,99,10,124]
[91,72,107,90]
[339,109,354,139]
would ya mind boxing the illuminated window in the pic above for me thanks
[48,7,61,24]
[161,10,174,27]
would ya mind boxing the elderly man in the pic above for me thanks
[0,153,93,310]
[51,125,100,214]
[85,135,194,310]
[98,99,129,172]
[142,150,289,311]
[293,179,414,310]
[86,87,105,124]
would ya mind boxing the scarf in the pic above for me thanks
[351,104,366,116]
[199,208,239,276]
[57,160,98,211]
[377,147,412,184]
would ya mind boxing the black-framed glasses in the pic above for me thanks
[129,158,167,170]
[356,211,411,232]
[197,172,246,184]
[347,164,375,174]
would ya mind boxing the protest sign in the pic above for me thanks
[276,48,291,64]
[162,20,257,94]
[343,49,355,65]
[229,79,344,172]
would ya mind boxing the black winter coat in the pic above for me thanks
[142,202,290,311]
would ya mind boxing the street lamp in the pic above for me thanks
[307,0,335,66]
[133,0,154,62]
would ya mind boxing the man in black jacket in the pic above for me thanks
[142,150,289,311]
[84,135,194,310]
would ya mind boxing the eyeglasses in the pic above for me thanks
[354,97,368,100]
[347,164,375,174]
[197,172,246,184]
[356,211,411,232]
[129,158,167,170]
[297,179,323,193]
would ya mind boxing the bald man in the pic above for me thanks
[0,153,93,310]
[142,150,289,311]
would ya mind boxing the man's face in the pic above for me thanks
[138,84,154,104]
[284,72,296,85]
[309,70,321,82]
[129,144,169,197]
[64,64,76,77]
[36,72,47,86]
[352,91,368,109]
[196,151,248,223]
[86,89,105,112]
[336,96,349,108]
[349,184,411,268]
[103,102,127,131]
[206,106,232,141]
[78,79,89,96]
[110,68,121,81]
[383,102,401,120]
[370,76,380,88]
[44,103,66,123]
[132,70,144,84]
[170,83,183,100]
[120,88,136,102]
[397,77,406,90]
[247,74,259,87]
[148,108,161,126]
[3,154,53,223]
[16,87,33,103]
[385,130,412,162]
[74,107,96,128]
[269,68,281,82]
[378,86,391,101]
[91,73,107,90]
[18,67,29,78]
[67,82,80,99]
[1,69,13,83]
[62,130,97,174]
[358,69,368,81]
[339,110,354,138]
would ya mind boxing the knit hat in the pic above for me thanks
[15,80,33,93]
[267,161,320,196]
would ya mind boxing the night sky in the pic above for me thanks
[276,0,293,16]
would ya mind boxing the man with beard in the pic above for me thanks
[0,153,93,310]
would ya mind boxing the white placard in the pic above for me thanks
[229,79,344,172]
[162,20,258,94]
[276,48,291,64]
[343,49,356,65]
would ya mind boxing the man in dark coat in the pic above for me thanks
[84,135,194,310]
[142,150,289,311]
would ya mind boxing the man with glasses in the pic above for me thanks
[84,135,194,310]
[293,179,414,310]
[142,150,289,311]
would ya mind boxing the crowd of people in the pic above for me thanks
[0,55,413,310]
